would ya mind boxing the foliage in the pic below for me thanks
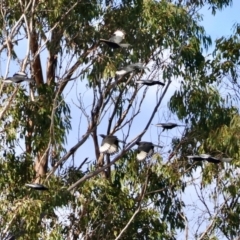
[0,0,239,239]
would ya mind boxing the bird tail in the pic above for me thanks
[152,144,163,148]
[25,78,34,82]
[119,43,131,48]
[157,81,165,86]
[99,39,111,43]
[2,79,13,83]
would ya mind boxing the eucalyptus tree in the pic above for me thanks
[169,23,240,240]
[0,0,235,239]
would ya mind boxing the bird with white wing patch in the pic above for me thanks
[99,134,125,155]
[3,71,34,84]
[99,29,131,49]
[136,141,163,161]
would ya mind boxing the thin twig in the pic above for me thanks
[67,131,145,191]
[115,164,150,240]
[46,125,96,180]
[0,86,20,120]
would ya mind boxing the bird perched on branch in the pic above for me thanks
[99,134,124,155]
[136,80,165,86]
[153,122,185,130]
[135,141,162,161]
[99,29,131,49]
[116,63,147,77]
[3,71,34,83]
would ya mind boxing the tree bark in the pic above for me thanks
[30,30,44,86]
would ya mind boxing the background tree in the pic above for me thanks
[0,0,239,239]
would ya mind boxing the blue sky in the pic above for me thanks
[200,0,239,43]
[0,1,239,238]
[39,2,240,239]
[0,0,238,187]
[178,3,240,239]
[58,1,240,174]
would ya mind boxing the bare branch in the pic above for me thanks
[0,86,20,120]
[139,79,172,141]
[19,0,33,72]
[115,165,150,240]
[67,131,145,191]
[46,125,96,180]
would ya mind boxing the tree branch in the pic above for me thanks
[115,165,150,240]
[46,125,96,180]
[67,131,145,191]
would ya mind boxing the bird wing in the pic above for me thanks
[25,183,48,190]
[200,154,211,159]
[99,39,120,48]
[154,123,164,127]
[13,78,33,83]
[3,77,26,83]
[13,72,27,78]
[118,43,131,48]
[136,80,165,86]
[207,157,221,164]
[187,155,203,161]
[152,144,163,148]
[100,143,111,153]
[5,76,33,83]
[137,151,148,161]
[2,78,15,83]
[147,148,154,158]
[150,81,165,86]
[221,158,233,162]
[13,79,25,83]
[129,63,145,69]
[116,66,134,76]
[107,144,118,154]
[100,142,118,154]
[115,69,128,76]
[109,35,123,44]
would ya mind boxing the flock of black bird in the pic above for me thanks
[2,30,231,191]
[98,30,186,162]
[98,30,178,161]
[99,122,184,162]
[100,29,165,86]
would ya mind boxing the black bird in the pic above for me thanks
[199,154,221,163]
[136,80,165,86]
[188,154,221,164]
[136,141,162,161]
[188,154,233,164]
[206,157,221,164]
[25,183,48,190]
[3,71,33,83]
[116,63,147,76]
[99,134,124,155]
[99,29,131,49]
[187,155,204,161]
[153,122,185,130]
